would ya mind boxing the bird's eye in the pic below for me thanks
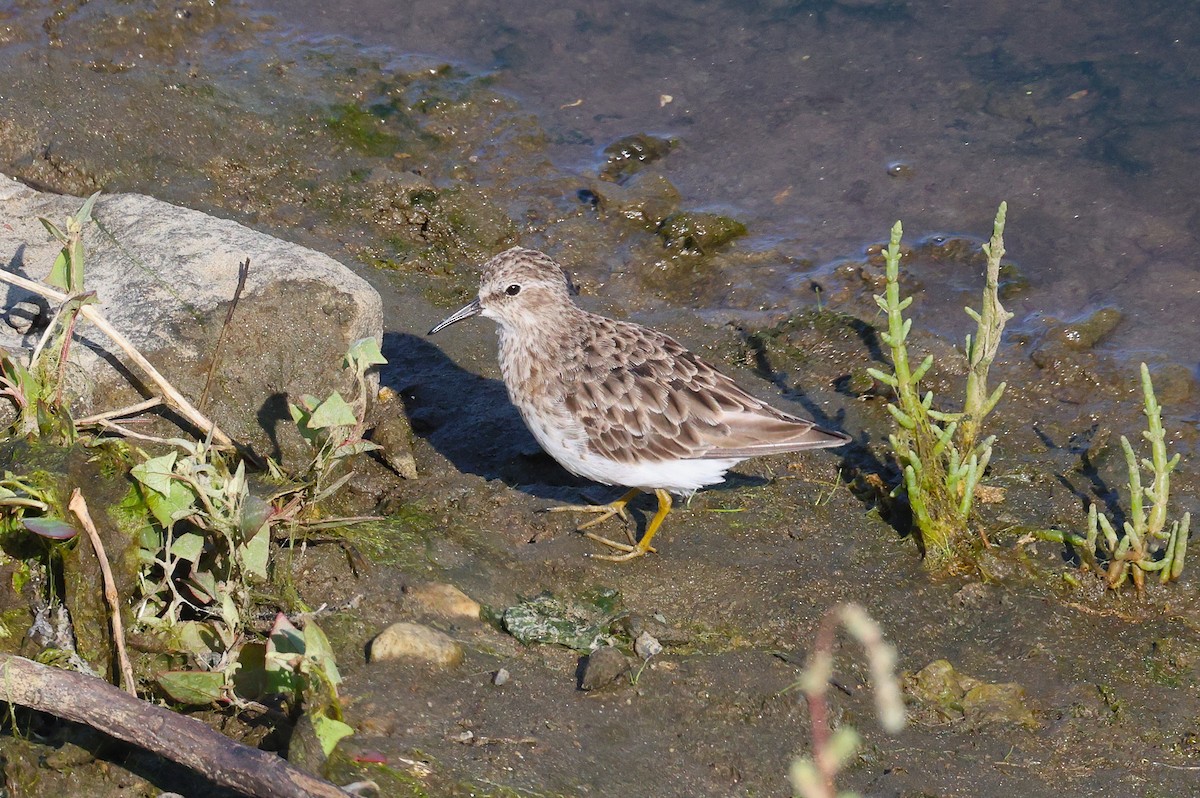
[505,284,521,296]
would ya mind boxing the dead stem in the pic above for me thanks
[68,489,137,696]
[0,271,235,448]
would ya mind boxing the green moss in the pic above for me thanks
[325,103,405,156]
[338,511,438,571]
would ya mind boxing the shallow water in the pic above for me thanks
[256,0,1200,374]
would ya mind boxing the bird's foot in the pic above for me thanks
[582,530,657,558]
[544,488,641,544]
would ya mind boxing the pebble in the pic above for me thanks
[634,631,662,660]
[579,645,630,691]
[963,682,1039,729]
[493,667,511,686]
[369,622,464,667]
[404,581,482,620]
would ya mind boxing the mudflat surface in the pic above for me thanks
[0,2,1198,796]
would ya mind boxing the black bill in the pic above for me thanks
[428,298,483,335]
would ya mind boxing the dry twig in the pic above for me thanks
[0,270,234,447]
[68,489,136,696]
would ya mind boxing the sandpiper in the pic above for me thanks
[429,247,850,561]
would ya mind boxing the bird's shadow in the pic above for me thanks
[382,332,591,501]
[736,323,915,544]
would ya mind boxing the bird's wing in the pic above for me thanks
[562,316,849,464]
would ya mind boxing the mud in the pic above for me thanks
[0,2,1198,797]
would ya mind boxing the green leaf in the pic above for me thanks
[267,613,306,665]
[311,711,355,757]
[330,440,381,459]
[345,337,386,369]
[47,251,71,292]
[189,570,218,604]
[157,671,226,705]
[38,217,66,242]
[142,479,196,528]
[170,532,205,562]
[174,620,223,657]
[239,494,272,537]
[238,523,271,582]
[265,615,307,696]
[23,517,78,540]
[132,452,179,496]
[302,621,341,689]
[75,190,101,225]
[308,392,358,429]
[232,641,269,699]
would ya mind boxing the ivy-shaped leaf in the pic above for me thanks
[170,532,205,562]
[308,392,357,430]
[311,711,355,757]
[157,671,226,705]
[132,452,179,497]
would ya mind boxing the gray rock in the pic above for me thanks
[634,630,662,660]
[579,645,630,691]
[0,175,382,465]
[369,621,465,667]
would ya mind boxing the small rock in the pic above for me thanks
[369,622,464,667]
[579,645,630,690]
[908,659,969,709]
[493,667,510,686]
[953,582,991,608]
[634,631,662,660]
[404,581,481,621]
[963,682,1039,729]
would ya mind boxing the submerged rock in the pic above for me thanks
[585,171,682,232]
[1031,306,1122,368]
[657,211,747,254]
[599,133,675,182]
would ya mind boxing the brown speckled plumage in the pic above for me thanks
[429,246,850,560]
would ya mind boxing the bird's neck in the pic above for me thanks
[496,306,584,407]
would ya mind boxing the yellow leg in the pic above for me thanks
[590,489,672,562]
[546,488,647,546]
